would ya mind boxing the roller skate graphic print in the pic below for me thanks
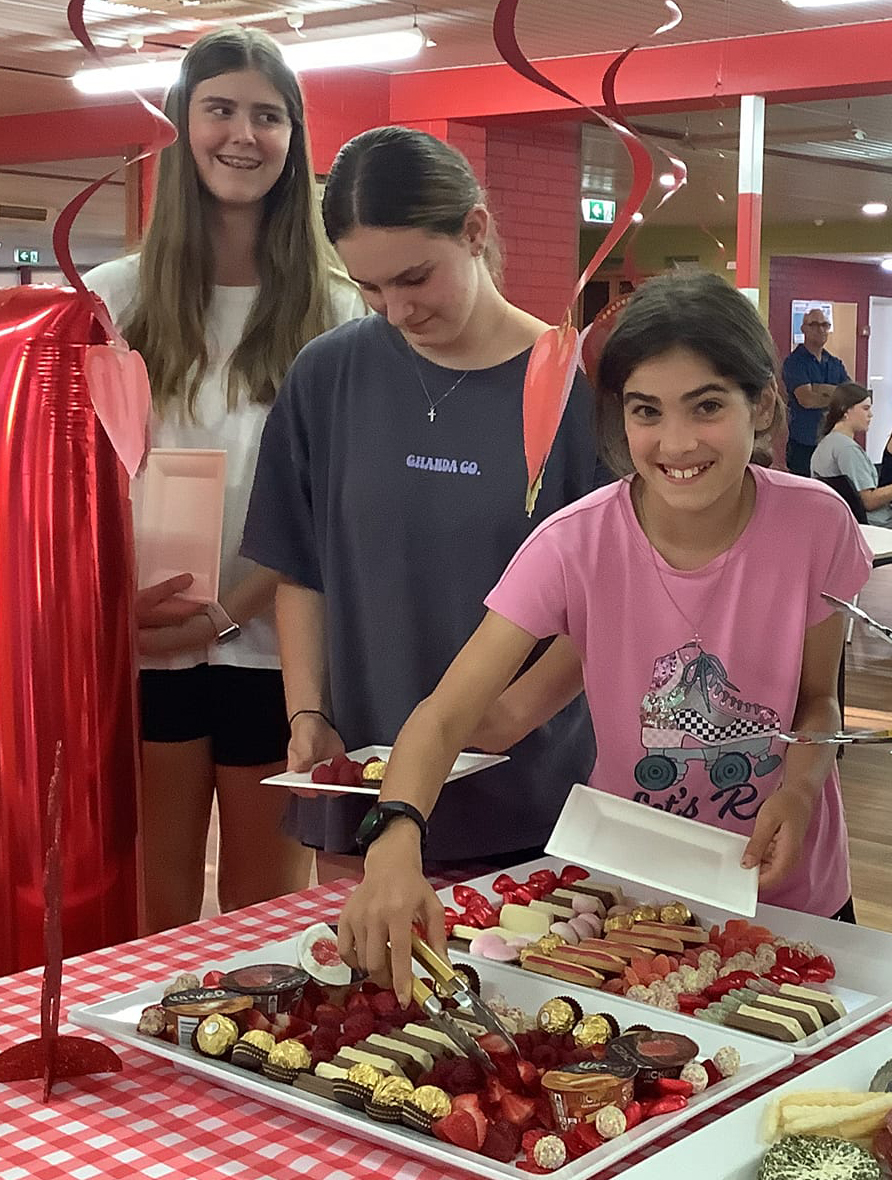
[634,641,782,822]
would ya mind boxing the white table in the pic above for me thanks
[860,522,892,567]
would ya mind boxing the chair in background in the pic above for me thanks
[815,473,867,646]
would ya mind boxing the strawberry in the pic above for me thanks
[432,1110,479,1152]
[336,762,357,786]
[445,1057,485,1095]
[477,1032,510,1058]
[561,1127,589,1160]
[313,1002,344,1029]
[499,1092,536,1129]
[311,762,337,784]
[574,1120,604,1150]
[342,1010,376,1042]
[517,1059,541,1094]
[530,1044,560,1071]
[271,1012,307,1041]
[202,970,223,987]
[370,990,399,1016]
[484,1075,508,1106]
[702,1059,723,1088]
[241,1009,273,1035]
[522,1128,549,1157]
[451,1093,488,1148]
[345,991,371,1012]
[481,1123,517,1162]
[494,1118,521,1155]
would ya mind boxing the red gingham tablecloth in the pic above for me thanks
[1,880,891,1180]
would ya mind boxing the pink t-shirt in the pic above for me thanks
[485,466,872,917]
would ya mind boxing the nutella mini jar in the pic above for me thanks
[161,988,253,1048]
[218,963,308,1017]
[541,1059,638,1131]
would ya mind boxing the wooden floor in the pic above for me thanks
[201,568,892,929]
[839,563,892,932]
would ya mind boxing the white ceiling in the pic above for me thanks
[3,0,892,269]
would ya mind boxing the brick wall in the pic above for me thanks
[485,123,581,323]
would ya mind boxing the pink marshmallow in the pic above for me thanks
[571,894,606,918]
[469,934,518,961]
[572,913,603,938]
[608,904,632,917]
[549,921,579,944]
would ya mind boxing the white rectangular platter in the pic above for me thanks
[621,1024,892,1180]
[69,936,791,1180]
[546,784,758,916]
[438,856,892,1057]
[263,746,508,793]
[136,448,226,603]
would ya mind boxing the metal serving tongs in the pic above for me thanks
[822,592,892,645]
[410,931,521,1066]
[778,727,892,746]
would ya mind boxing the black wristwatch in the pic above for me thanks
[355,801,428,854]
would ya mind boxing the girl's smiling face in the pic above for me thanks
[623,346,773,518]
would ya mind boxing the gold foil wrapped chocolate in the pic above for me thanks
[231,1028,276,1072]
[195,1015,239,1058]
[604,914,634,933]
[371,1075,415,1108]
[537,997,581,1034]
[241,1030,275,1051]
[573,1014,613,1048]
[268,1038,311,1070]
[660,902,692,925]
[630,905,658,923]
[346,1062,384,1090]
[409,1085,452,1118]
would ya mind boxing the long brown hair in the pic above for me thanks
[322,126,504,286]
[124,27,341,415]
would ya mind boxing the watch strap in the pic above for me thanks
[356,801,427,854]
[204,600,240,644]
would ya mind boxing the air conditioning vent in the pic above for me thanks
[0,203,49,223]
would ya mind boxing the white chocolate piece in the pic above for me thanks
[451,924,507,943]
[499,904,552,936]
[338,1046,406,1077]
[366,1034,433,1072]
[528,899,574,920]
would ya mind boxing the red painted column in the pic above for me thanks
[736,94,765,306]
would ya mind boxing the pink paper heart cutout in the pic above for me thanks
[523,322,580,510]
[85,345,151,479]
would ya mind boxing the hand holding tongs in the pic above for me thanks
[410,932,520,1069]
[822,592,892,645]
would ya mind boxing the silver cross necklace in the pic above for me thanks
[408,347,470,422]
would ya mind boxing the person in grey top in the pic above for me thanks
[811,382,892,527]
[242,127,607,882]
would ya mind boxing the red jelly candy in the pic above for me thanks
[559,865,589,886]
[492,873,518,895]
[453,885,484,908]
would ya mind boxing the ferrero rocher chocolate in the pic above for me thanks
[573,1015,613,1048]
[604,914,634,933]
[194,1014,239,1058]
[347,1062,384,1090]
[242,1029,276,1051]
[537,997,580,1034]
[269,1039,311,1069]
[660,902,692,925]
[409,1085,452,1118]
[371,1075,414,1108]
[630,905,658,923]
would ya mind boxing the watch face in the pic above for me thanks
[215,623,241,645]
[356,804,382,847]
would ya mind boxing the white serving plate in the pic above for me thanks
[621,1024,892,1180]
[439,856,892,1057]
[546,784,758,916]
[136,448,226,603]
[262,746,509,793]
[69,936,791,1180]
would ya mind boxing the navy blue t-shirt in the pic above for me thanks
[782,343,849,446]
[242,314,608,859]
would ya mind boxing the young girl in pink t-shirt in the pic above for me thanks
[339,272,872,1006]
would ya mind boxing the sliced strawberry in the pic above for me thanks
[241,1009,273,1035]
[561,1127,589,1160]
[311,762,337,784]
[313,1002,344,1029]
[202,969,223,987]
[703,1059,723,1088]
[485,1074,509,1106]
[451,1093,488,1148]
[500,1092,536,1129]
[517,1059,541,1094]
[494,1118,521,1155]
[574,1120,604,1150]
[432,1110,479,1152]
[522,1128,549,1157]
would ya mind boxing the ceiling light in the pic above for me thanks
[632,211,644,223]
[72,26,426,93]
[863,202,888,217]
[658,173,675,188]
[881,258,892,272]
[784,0,887,7]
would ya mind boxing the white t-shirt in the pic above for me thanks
[84,253,366,670]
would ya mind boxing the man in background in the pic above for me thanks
[782,308,850,476]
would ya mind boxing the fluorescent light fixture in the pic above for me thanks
[784,0,886,7]
[863,202,888,216]
[72,26,425,94]
[658,172,675,188]
[880,258,892,272]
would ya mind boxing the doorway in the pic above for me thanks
[867,296,892,463]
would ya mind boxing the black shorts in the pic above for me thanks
[139,664,289,767]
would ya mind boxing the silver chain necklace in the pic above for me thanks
[635,482,737,649]
[408,348,470,423]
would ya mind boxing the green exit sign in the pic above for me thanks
[580,198,616,225]
[14,248,40,265]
